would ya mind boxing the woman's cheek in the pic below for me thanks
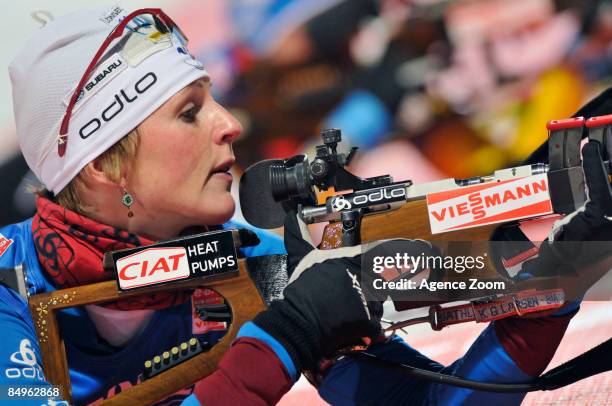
[207,191,235,209]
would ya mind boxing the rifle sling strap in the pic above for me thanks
[349,337,612,393]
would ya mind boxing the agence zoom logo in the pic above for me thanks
[330,186,406,211]
[79,72,157,139]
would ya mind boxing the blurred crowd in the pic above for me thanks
[2,0,612,227]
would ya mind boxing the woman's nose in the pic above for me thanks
[214,104,243,144]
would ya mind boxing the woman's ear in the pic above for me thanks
[79,159,120,190]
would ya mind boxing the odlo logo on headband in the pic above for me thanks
[79,72,157,139]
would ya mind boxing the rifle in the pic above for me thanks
[23,114,611,402]
[241,116,610,283]
[239,115,612,390]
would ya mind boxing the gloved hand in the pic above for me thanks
[252,211,382,371]
[522,140,612,281]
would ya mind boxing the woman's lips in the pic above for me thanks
[212,171,233,183]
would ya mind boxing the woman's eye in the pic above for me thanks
[180,106,199,123]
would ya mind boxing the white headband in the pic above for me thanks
[10,6,209,194]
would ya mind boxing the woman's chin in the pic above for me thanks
[203,198,236,225]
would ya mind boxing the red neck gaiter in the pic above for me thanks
[31,197,189,310]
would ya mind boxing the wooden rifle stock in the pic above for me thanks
[361,198,498,242]
[28,259,266,404]
[322,198,500,269]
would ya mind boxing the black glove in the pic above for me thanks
[522,140,612,278]
[253,212,382,371]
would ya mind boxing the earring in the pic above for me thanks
[121,187,134,218]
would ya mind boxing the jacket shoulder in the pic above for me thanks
[0,219,34,269]
[0,219,47,295]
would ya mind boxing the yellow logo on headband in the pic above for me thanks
[149,32,165,42]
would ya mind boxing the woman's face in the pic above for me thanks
[128,78,242,239]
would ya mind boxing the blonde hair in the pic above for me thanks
[50,129,140,214]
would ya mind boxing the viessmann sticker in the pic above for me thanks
[426,174,553,234]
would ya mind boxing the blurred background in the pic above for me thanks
[3,0,612,226]
[2,1,611,404]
